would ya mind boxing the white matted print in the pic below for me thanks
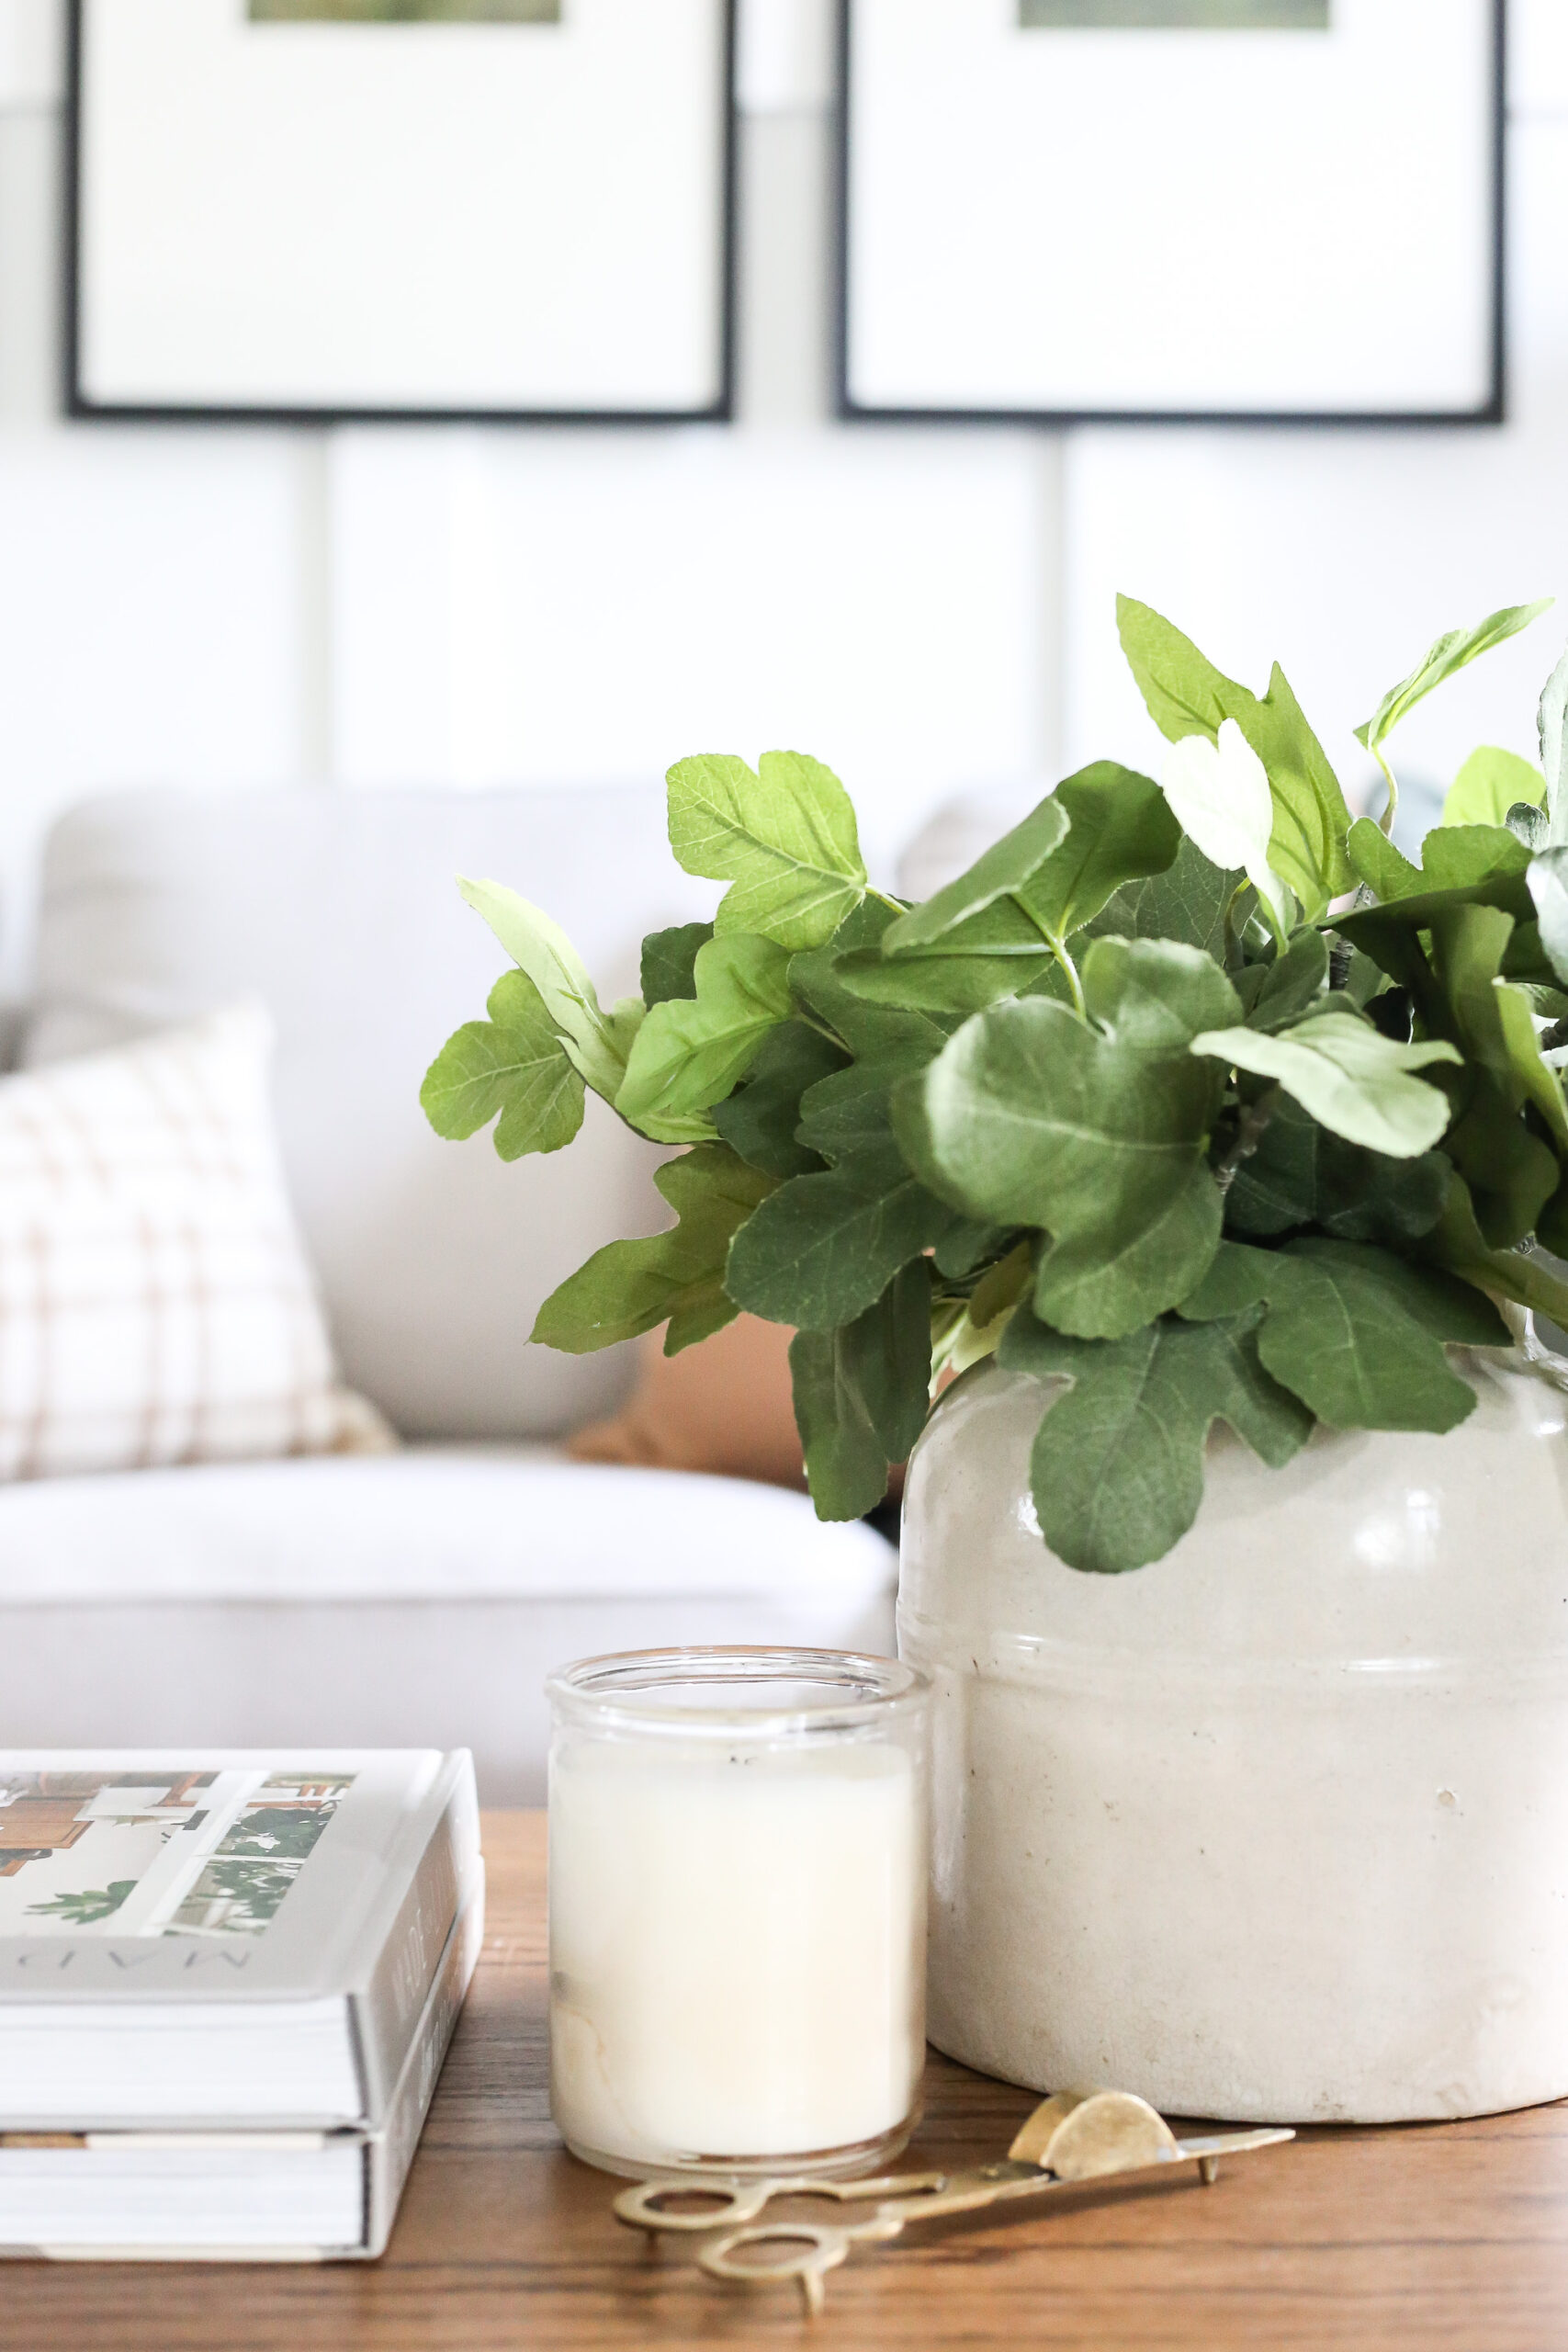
[72,0,733,417]
[841,0,1499,420]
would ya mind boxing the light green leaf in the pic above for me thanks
[420,967,585,1161]
[531,1143,776,1358]
[667,751,867,950]
[615,933,793,1128]
[1428,903,1563,1247]
[1190,1014,1459,1159]
[1342,815,1534,931]
[882,796,1069,951]
[1019,762,1181,939]
[640,922,713,1008]
[1115,596,1353,914]
[996,1306,1313,1575]
[1442,746,1546,829]
[1539,643,1568,848]
[897,938,1237,1339]
[1179,1238,1506,1431]
[790,1263,933,1521]
[1527,846,1568,991]
[833,936,1066,1016]
[457,876,626,1104]
[1355,601,1553,754]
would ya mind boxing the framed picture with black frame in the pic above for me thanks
[69,0,736,424]
[838,0,1503,426]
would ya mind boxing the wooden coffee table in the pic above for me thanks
[7,1811,1568,2349]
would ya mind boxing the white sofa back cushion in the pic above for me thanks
[26,787,709,1443]
[0,1000,388,1479]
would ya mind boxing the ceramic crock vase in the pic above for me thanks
[898,1339,1568,2123]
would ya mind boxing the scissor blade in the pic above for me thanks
[1168,2128,1295,2162]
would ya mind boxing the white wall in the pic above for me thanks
[1064,0,1568,820]
[0,0,1060,999]
[5,0,1567,1003]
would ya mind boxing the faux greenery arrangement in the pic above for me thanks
[423,595,1568,1574]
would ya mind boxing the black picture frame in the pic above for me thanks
[835,0,1505,429]
[67,0,738,426]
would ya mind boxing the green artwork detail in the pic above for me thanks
[250,0,558,20]
[1020,0,1325,23]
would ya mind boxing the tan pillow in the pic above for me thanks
[569,1315,806,1488]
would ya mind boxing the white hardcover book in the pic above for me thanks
[0,1876,486,2260]
[0,1750,480,2132]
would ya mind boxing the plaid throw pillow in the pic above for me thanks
[0,1001,392,1481]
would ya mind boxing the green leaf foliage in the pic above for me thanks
[998,1305,1314,1574]
[1442,746,1546,829]
[1232,928,1329,1030]
[1527,846,1568,989]
[1355,601,1552,753]
[882,796,1069,949]
[1087,835,1241,958]
[421,967,584,1160]
[640,922,713,1007]
[713,1019,847,1179]
[1115,595,1353,915]
[1190,1013,1460,1158]
[1344,815,1531,912]
[1179,1238,1507,1431]
[615,933,793,1128]
[1428,905,1563,1247]
[457,876,629,1105]
[899,939,1236,1339]
[788,1262,933,1521]
[1226,1095,1450,1246]
[531,1144,776,1357]
[1540,643,1568,847]
[666,752,867,950]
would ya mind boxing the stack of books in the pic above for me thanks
[0,1747,481,2260]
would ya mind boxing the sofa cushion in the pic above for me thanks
[0,1448,893,1604]
[26,787,710,1443]
[0,1454,898,1801]
[0,1001,389,1481]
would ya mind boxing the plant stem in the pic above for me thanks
[1374,743,1401,838]
[1213,1083,1281,1192]
[866,888,907,916]
[1048,934,1087,1018]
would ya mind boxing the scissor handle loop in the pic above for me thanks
[700,2217,902,2316]
[613,2177,778,2233]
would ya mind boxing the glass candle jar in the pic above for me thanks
[547,1645,930,2180]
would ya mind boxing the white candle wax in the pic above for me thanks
[549,1736,925,2167]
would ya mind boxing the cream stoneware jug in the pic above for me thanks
[899,1342,1568,2123]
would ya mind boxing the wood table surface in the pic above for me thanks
[7,1809,1568,2350]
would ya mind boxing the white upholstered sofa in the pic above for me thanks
[0,787,896,1798]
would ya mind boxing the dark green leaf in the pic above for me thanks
[615,933,793,1128]
[1426,1169,1568,1326]
[421,967,585,1160]
[1012,762,1180,939]
[1224,1095,1450,1245]
[666,751,867,950]
[1087,835,1242,958]
[531,1143,775,1357]
[997,1306,1313,1575]
[898,939,1236,1339]
[1233,928,1329,1030]
[713,1019,847,1178]
[1355,602,1553,753]
[1179,1238,1506,1430]
[932,1218,1016,1279]
[639,922,713,1008]
[790,1262,934,1521]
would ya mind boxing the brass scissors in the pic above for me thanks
[614,2088,1293,2314]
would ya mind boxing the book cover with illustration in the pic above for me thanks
[0,1768,356,1941]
